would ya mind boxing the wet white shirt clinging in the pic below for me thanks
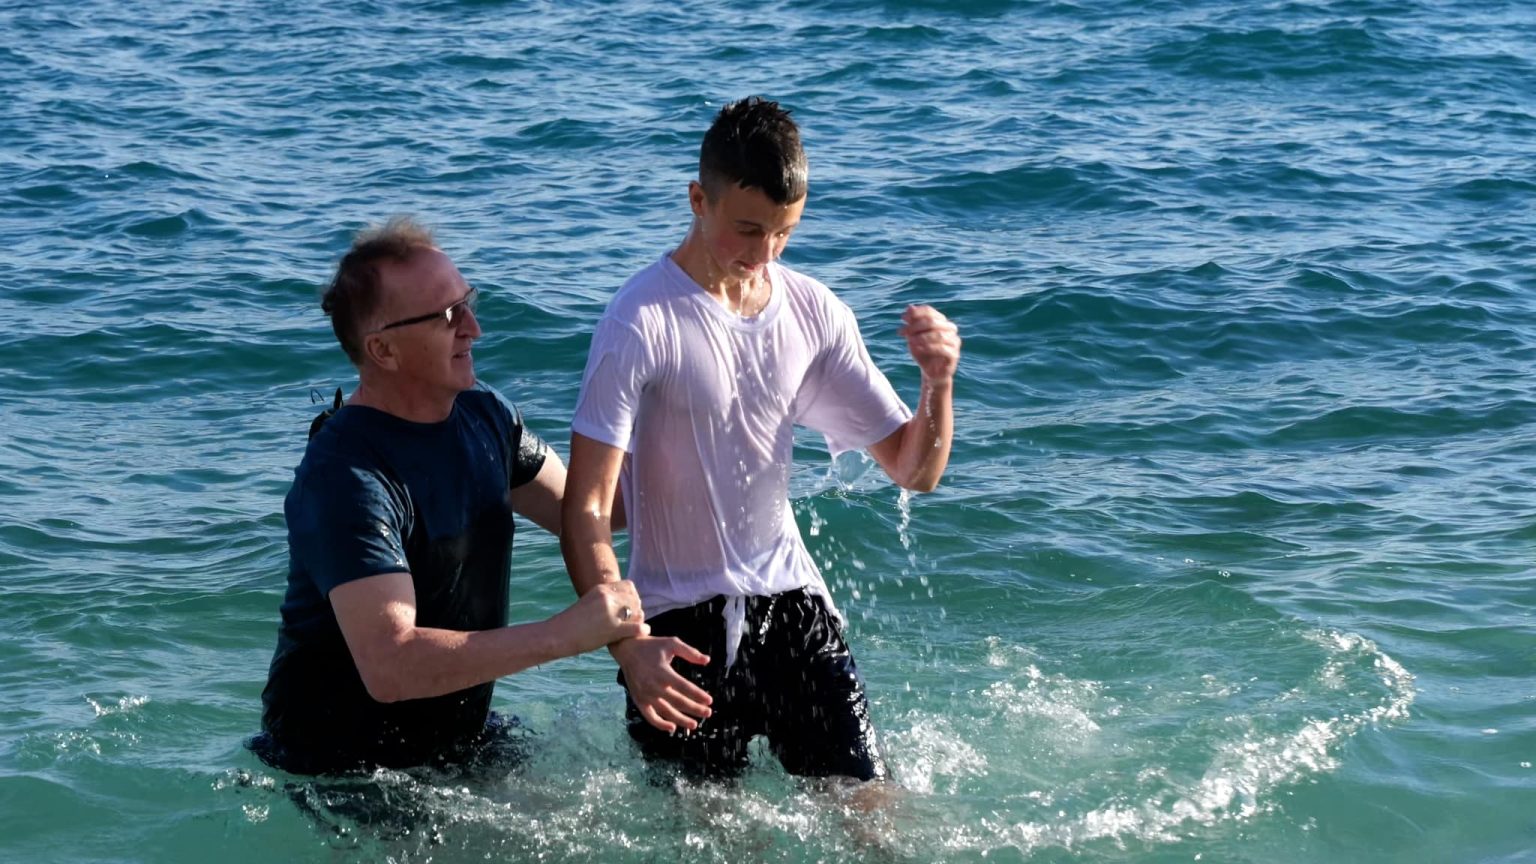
[571,255,911,667]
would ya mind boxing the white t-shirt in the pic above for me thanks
[572,254,911,661]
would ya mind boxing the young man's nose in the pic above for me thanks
[750,235,777,265]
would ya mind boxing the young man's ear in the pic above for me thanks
[688,180,709,219]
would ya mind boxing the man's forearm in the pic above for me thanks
[895,376,955,492]
[559,511,638,666]
[560,510,624,595]
[361,618,571,703]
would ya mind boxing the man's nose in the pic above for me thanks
[751,234,777,264]
[459,305,482,338]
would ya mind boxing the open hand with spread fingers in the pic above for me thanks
[611,635,714,734]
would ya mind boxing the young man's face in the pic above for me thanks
[369,247,482,395]
[690,181,805,280]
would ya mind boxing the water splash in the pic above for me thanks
[85,694,149,717]
[923,626,1417,858]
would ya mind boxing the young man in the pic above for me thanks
[561,98,961,780]
[253,217,648,775]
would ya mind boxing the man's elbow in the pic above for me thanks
[886,459,942,493]
[358,668,409,704]
[352,642,413,704]
[901,475,941,494]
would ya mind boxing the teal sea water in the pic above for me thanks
[2,0,1534,860]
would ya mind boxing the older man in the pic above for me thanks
[254,217,646,775]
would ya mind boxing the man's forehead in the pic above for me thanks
[377,247,461,295]
[722,189,806,227]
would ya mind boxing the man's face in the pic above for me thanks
[369,247,481,395]
[690,181,806,281]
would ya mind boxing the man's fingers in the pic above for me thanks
[902,304,950,324]
[612,622,649,642]
[661,685,713,719]
[639,704,677,734]
[899,323,959,343]
[667,638,711,666]
[905,330,958,344]
[901,315,958,332]
[668,675,714,707]
[650,697,702,732]
[654,664,712,708]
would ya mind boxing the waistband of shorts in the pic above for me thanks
[652,586,820,620]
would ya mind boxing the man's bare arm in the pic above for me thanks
[868,304,961,492]
[331,569,646,703]
[508,452,565,536]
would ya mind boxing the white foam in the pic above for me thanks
[86,694,149,717]
[945,627,1417,857]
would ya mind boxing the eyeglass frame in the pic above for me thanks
[371,287,479,333]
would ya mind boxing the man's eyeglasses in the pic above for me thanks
[374,288,478,333]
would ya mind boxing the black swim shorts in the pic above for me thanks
[619,588,887,781]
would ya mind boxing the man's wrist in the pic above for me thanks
[921,374,955,394]
[607,636,638,661]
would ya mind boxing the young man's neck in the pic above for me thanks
[349,376,459,424]
[671,225,767,314]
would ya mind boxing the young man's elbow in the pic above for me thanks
[903,476,941,494]
[884,459,942,493]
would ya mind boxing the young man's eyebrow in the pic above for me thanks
[735,219,799,231]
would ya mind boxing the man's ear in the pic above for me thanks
[688,180,708,219]
[363,332,398,371]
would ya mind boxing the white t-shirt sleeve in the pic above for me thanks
[572,314,651,452]
[795,300,913,456]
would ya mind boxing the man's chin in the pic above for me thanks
[450,364,476,391]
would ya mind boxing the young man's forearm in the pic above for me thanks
[559,510,624,596]
[560,509,652,669]
[894,376,955,492]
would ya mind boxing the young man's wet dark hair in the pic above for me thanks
[698,96,808,205]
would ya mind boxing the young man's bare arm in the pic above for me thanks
[868,304,962,492]
[560,432,713,733]
[509,450,624,536]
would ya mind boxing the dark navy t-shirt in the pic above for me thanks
[258,384,547,774]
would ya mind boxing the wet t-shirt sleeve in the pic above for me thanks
[286,458,411,598]
[571,315,652,453]
[510,411,548,489]
[795,297,913,456]
[483,384,548,489]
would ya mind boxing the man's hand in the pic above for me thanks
[610,636,713,734]
[555,579,650,655]
[868,304,960,492]
[561,432,711,731]
[330,572,651,704]
[899,304,961,383]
